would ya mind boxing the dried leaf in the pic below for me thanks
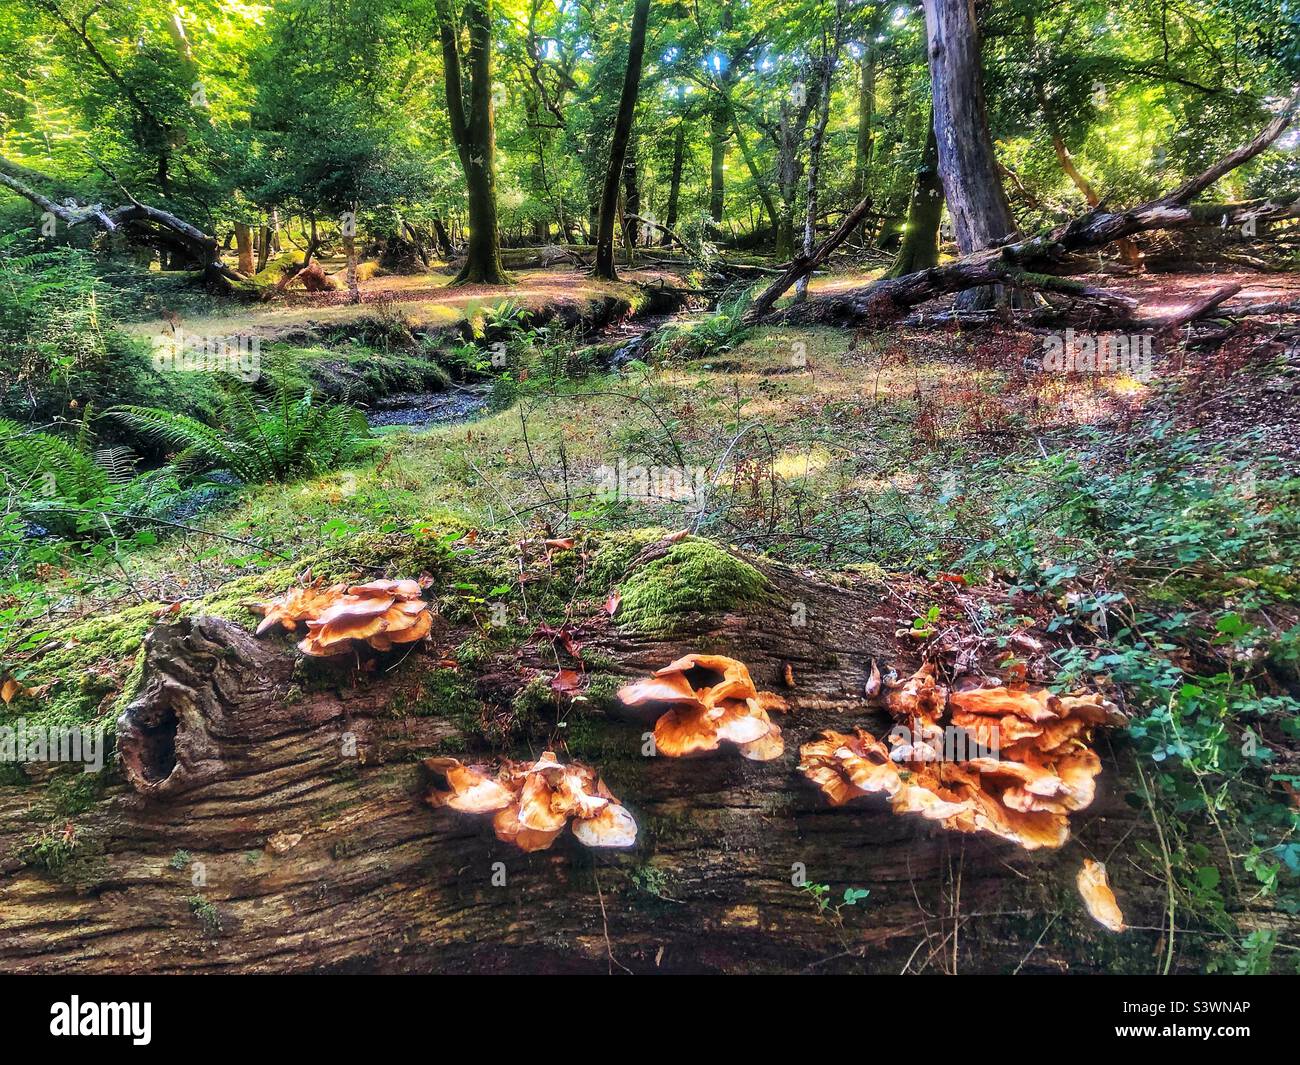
[551,668,582,696]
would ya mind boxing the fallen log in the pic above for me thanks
[0,533,1276,973]
[0,156,243,290]
[765,87,1300,326]
[743,196,874,322]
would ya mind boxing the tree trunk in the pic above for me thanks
[345,207,361,305]
[256,224,272,273]
[622,137,641,249]
[883,112,943,279]
[0,536,1225,974]
[663,112,687,245]
[795,21,841,304]
[709,102,728,225]
[439,0,509,286]
[234,223,255,277]
[593,0,651,281]
[921,0,1020,310]
[852,34,878,201]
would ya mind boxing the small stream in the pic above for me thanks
[366,384,493,429]
[366,304,705,430]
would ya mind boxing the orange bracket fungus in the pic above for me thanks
[250,578,434,656]
[799,664,1122,850]
[424,753,638,852]
[1077,859,1126,932]
[617,653,788,761]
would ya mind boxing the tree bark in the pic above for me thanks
[593,0,652,281]
[882,112,943,279]
[0,537,1231,974]
[234,223,255,277]
[438,0,509,286]
[663,110,687,245]
[921,0,1019,310]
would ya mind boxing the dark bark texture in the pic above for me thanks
[0,538,1255,974]
[922,0,1020,309]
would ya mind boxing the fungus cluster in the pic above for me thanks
[617,654,787,760]
[799,665,1121,849]
[424,752,638,852]
[250,578,434,656]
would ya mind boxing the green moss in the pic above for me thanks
[582,673,624,714]
[169,849,192,871]
[844,561,889,584]
[46,771,108,817]
[617,538,769,635]
[3,603,160,729]
[411,666,480,728]
[510,676,557,729]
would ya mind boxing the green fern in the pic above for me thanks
[108,370,372,485]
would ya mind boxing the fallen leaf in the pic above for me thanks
[551,668,582,696]
[604,591,622,617]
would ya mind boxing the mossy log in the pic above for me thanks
[0,537,1267,974]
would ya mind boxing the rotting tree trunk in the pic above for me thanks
[882,112,943,279]
[594,0,651,281]
[0,537,1227,974]
[921,0,1021,310]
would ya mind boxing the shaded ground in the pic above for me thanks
[122,265,689,343]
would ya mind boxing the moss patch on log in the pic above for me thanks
[617,538,770,635]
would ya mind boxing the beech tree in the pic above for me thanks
[437,0,510,285]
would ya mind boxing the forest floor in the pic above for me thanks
[6,259,1299,972]
[20,262,1300,710]
[121,262,690,342]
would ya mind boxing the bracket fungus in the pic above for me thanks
[617,654,788,761]
[250,578,434,656]
[799,664,1122,850]
[424,752,638,853]
[1077,858,1126,932]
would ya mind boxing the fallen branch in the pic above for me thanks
[765,88,1300,326]
[0,155,242,289]
[743,196,873,322]
[1135,283,1242,331]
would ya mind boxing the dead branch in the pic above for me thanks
[764,87,1300,326]
[743,196,873,321]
